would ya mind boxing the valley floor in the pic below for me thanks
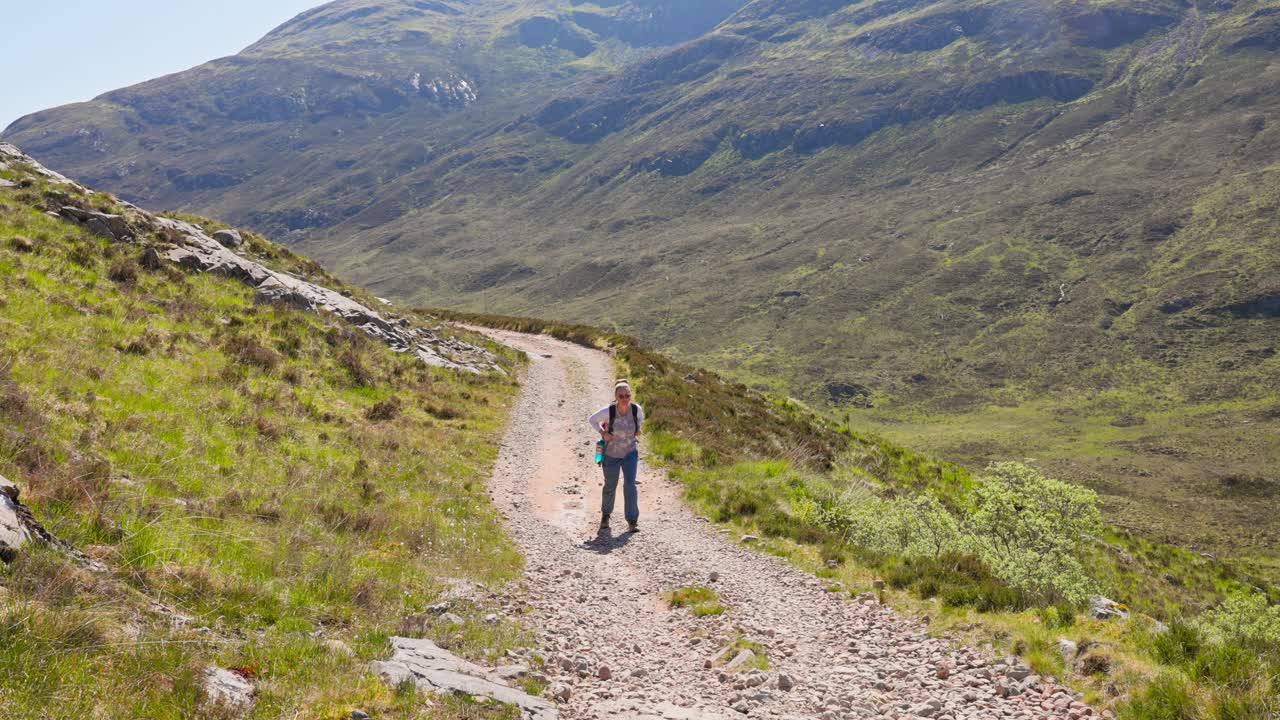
[478,330,1094,720]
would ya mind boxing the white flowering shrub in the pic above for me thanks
[965,462,1102,605]
[1198,593,1280,650]
[795,461,1101,606]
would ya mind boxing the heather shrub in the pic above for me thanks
[795,461,1100,605]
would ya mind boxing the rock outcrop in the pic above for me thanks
[0,143,500,375]
[0,475,35,562]
[0,473,105,571]
[372,637,558,720]
[202,667,255,716]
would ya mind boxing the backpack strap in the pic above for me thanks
[608,403,641,433]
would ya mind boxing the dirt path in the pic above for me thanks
[481,329,1090,720]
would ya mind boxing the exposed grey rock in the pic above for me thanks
[1006,664,1032,681]
[776,673,795,691]
[0,144,81,186]
[212,228,243,248]
[726,649,756,670]
[350,711,371,720]
[372,637,557,720]
[0,178,16,189]
[1089,596,1130,620]
[1057,638,1079,661]
[439,612,465,626]
[495,664,531,682]
[0,474,106,572]
[202,667,254,714]
[160,234,498,374]
[59,206,133,241]
[0,475,33,562]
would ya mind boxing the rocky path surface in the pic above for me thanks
[480,330,1092,720]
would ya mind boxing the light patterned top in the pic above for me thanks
[587,403,644,459]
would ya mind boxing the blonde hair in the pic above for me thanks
[614,380,632,396]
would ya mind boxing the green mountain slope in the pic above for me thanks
[4,0,1279,561]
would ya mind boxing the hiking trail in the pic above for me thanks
[480,329,1091,720]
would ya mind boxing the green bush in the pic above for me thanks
[1210,694,1272,720]
[1120,673,1201,720]
[912,576,942,599]
[1154,622,1204,666]
[1038,604,1078,630]
[975,584,1028,613]
[1192,644,1257,690]
[1199,593,1280,651]
[942,585,981,607]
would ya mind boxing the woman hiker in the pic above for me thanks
[587,380,644,533]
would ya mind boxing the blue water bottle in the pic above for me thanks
[595,439,605,465]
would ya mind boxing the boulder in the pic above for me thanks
[371,637,557,720]
[59,206,133,241]
[212,228,243,249]
[1089,596,1130,620]
[1057,638,1079,662]
[0,475,33,562]
[202,667,254,714]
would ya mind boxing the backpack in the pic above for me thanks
[608,403,642,434]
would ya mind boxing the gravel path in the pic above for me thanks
[480,330,1093,720]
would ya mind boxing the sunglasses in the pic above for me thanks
[616,393,631,398]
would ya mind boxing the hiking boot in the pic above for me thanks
[628,521,640,533]
[600,514,610,529]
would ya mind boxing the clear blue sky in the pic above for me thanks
[2,1,325,131]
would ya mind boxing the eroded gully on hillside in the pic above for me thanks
[478,329,1090,720]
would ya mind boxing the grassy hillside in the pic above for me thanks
[0,158,527,718]
[439,310,1280,720]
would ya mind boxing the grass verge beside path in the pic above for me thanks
[0,166,530,718]
[437,310,1280,720]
